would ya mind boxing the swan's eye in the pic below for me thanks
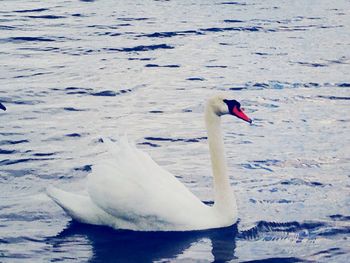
[223,99,239,114]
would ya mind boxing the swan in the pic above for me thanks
[47,95,252,231]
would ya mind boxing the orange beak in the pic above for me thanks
[232,106,252,123]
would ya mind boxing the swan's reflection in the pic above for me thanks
[54,222,238,262]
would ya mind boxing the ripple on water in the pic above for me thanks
[63,107,87,112]
[117,17,150,21]
[219,2,247,6]
[329,214,350,221]
[241,159,281,172]
[0,25,17,30]
[1,168,34,177]
[229,81,323,90]
[90,90,118,97]
[0,157,55,166]
[144,136,207,143]
[337,83,350,87]
[3,37,56,42]
[186,77,205,81]
[31,152,56,157]
[138,30,204,38]
[65,133,82,138]
[13,8,49,13]
[238,220,326,241]
[200,26,262,33]
[280,178,326,187]
[52,87,134,97]
[104,44,174,52]
[0,140,29,146]
[145,64,180,68]
[0,149,17,154]
[25,15,66,19]
[317,95,350,100]
[73,165,92,172]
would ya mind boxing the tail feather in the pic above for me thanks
[47,186,104,225]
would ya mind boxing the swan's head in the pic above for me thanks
[207,95,252,123]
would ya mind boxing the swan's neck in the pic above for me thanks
[205,107,236,215]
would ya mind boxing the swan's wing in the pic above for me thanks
[87,137,207,229]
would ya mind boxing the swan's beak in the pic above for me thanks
[0,103,6,111]
[232,106,252,123]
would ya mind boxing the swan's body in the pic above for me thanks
[48,95,252,231]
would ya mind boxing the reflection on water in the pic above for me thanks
[49,220,320,262]
[51,222,237,262]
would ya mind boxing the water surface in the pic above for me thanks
[0,0,349,262]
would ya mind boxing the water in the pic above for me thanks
[0,0,349,262]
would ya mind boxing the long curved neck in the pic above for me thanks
[205,106,236,213]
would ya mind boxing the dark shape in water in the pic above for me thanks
[220,1,247,5]
[65,133,81,138]
[0,157,54,166]
[187,77,205,81]
[117,17,149,21]
[337,83,350,87]
[74,164,92,172]
[128,57,153,61]
[33,152,56,157]
[0,139,29,146]
[140,30,203,38]
[201,26,261,32]
[0,149,16,154]
[7,36,55,42]
[14,8,49,13]
[255,52,269,56]
[241,257,302,262]
[91,90,117,97]
[297,62,327,67]
[26,15,66,19]
[329,214,350,221]
[0,102,6,111]
[0,25,17,30]
[63,107,85,112]
[318,95,350,100]
[145,64,159,67]
[144,136,207,143]
[138,142,160,148]
[230,87,246,91]
[224,19,244,23]
[116,44,174,52]
[145,64,180,68]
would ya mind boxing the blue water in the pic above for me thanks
[0,0,349,262]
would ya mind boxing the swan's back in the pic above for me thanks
[87,137,214,231]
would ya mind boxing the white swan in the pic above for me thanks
[47,95,252,231]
